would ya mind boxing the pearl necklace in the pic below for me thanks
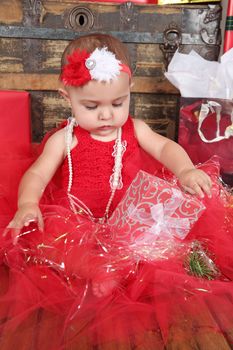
[65,117,127,223]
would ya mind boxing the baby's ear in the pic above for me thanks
[58,88,70,103]
[130,81,134,90]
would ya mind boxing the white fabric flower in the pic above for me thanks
[85,47,121,82]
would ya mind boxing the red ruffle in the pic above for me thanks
[0,155,232,348]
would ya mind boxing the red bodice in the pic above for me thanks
[61,117,143,218]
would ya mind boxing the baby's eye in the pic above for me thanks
[85,105,97,110]
[112,103,123,108]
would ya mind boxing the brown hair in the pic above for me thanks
[60,33,131,73]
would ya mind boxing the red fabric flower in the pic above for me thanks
[61,49,91,87]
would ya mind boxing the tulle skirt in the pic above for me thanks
[0,150,233,350]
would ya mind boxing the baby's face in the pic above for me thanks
[67,72,131,141]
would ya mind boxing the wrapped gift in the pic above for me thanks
[224,0,233,53]
[0,90,32,211]
[0,90,31,152]
[158,0,219,3]
[108,171,205,260]
[80,0,156,2]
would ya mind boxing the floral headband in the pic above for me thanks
[61,47,131,87]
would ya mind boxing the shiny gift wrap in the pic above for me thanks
[108,171,205,260]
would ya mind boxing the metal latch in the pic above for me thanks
[160,23,182,69]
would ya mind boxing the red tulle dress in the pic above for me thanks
[0,116,233,350]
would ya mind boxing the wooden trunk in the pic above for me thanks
[0,0,222,142]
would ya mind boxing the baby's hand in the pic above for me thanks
[178,168,212,198]
[3,203,44,245]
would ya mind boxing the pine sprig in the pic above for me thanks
[185,241,220,280]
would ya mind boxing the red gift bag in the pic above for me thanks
[178,98,233,185]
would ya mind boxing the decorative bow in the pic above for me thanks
[127,189,191,244]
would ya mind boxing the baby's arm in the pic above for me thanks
[133,119,212,198]
[6,128,67,243]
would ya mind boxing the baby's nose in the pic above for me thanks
[98,107,113,120]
